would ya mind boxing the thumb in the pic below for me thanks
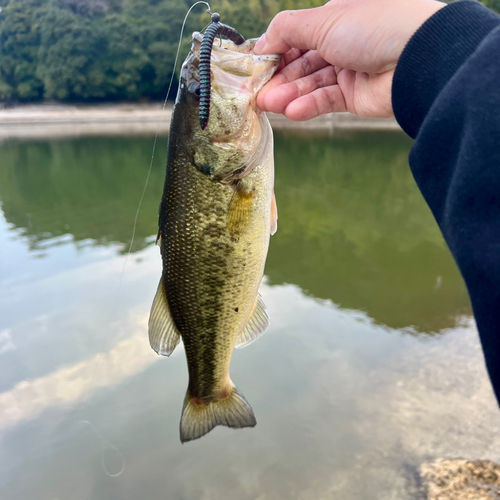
[254,7,328,54]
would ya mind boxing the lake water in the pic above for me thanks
[1,129,499,500]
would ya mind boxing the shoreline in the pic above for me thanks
[0,103,401,140]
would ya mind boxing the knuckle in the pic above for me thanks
[312,70,323,88]
[270,10,295,31]
[300,56,311,77]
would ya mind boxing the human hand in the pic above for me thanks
[255,0,445,119]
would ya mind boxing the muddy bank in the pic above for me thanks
[0,103,401,140]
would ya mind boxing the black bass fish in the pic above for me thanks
[149,32,281,443]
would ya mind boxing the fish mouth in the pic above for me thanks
[182,32,281,180]
[190,32,281,142]
[191,32,281,90]
[192,32,281,61]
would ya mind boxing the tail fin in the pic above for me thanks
[179,385,256,443]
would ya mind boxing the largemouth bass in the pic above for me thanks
[149,32,281,443]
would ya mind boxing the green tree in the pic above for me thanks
[0,0,44,101]
[0,0,497,104]
[35,4,106,99]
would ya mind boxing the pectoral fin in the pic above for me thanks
[270,190,278,235]
[148,278,181,356]
[227,183,254,238]
[235,294,270,349]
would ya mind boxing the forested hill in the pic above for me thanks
[0,0,497,104]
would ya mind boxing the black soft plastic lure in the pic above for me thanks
[199,13,245,130]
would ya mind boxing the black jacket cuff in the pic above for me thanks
[392,1,500,138]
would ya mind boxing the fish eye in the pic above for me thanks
[188,82,201,100]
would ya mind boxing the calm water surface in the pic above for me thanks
[1,129,499,500]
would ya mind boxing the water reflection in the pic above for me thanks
[1,266,497,500]
[0,137,165,253]
[270,131,471,333]
[0,130,496,500]
[0,131,470,333]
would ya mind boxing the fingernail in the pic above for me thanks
[254,33,267,54]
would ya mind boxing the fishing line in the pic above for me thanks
[85,0,212,416]
[118,0,212,301]
[80,1,212,475]
[86,0,213,404]
[91,0,213,394]
[80,420,126,477]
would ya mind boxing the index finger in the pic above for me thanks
[254,6,329,55]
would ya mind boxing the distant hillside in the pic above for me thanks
[0,0,279,103]
[0,0,497,104]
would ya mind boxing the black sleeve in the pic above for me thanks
[392,1,500,401]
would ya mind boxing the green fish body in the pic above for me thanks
[149,33,280,442]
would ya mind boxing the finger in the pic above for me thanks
[284,85,348,121]
[254,7,328,54]
[274,48,304,74]
[283,48,306,67]
[257,72,289,111]
[278,50,330,84]
[257,51,329,111]
[262,65,338,115]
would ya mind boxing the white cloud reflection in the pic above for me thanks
[1,245,499,500]
[0,324,162,430]
[0,329,15,356]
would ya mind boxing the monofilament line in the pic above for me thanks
[116,0,212,306]
[84,0,212,407]
[79,1,213,473]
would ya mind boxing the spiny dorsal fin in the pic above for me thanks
[271,190,278,235]
[235,294,270,349]
[179,384,256,443]
[148,278,181,356]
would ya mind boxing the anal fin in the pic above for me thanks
[235,294,270,349]
[148,278,181,356]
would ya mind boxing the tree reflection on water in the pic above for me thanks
[0,130,471,333]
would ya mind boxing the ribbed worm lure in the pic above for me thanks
[199,12,245,129]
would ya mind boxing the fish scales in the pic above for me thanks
[162,138,271,398]
[149,31,280,442]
